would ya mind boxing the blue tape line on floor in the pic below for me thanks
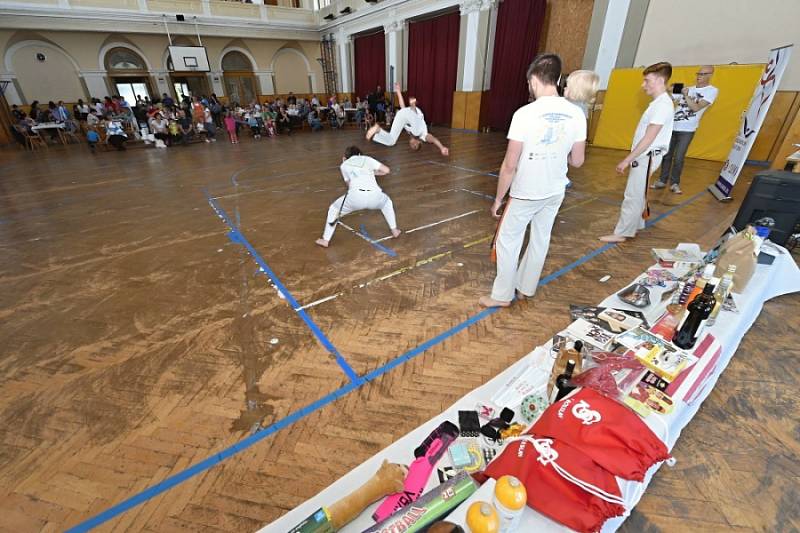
[359,224,397,257]
[71,185,709,531]
[205,190,359,383]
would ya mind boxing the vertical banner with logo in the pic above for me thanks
[710,44,793,201]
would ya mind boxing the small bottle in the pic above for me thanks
[650,291,684,340]
[467,502,500,533]
[686,264,715,305]
[494,475,527,533]
[673,282,717,349]
[706,265,736,326]
[552,359,577,402]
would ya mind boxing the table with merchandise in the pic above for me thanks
[263,231,800,533]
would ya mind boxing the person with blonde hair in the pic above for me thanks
[565,70,600,107]
[600,62,674,243]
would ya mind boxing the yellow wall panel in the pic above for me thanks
[594,65,764,162]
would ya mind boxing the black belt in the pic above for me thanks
[357,189,373,192]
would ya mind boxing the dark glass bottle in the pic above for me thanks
[553,359,577,402]
[672,283,717,349]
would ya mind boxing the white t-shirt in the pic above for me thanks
[507,96,587,200]
[632,92,674,153]
[672,84,718,132]
[399,107,429,140]
[340,155,383,192]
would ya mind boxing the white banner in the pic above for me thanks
[711,44,793,200]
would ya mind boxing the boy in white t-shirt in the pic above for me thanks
[652,65,718,193]
[600,62,675,243]
[316,146,401,248]
[479,54,594,308]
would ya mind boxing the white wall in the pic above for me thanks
[635,0,799,90]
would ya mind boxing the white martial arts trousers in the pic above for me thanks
[491,193,564,302]
[372,108,426,146]
[613,151,663,238]
[322,189,398,241]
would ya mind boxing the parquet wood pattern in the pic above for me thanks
[0,128,797,532]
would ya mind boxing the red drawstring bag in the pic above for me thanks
[531,388,670,481]
[481,436,625,533]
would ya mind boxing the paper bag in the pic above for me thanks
[714,231,756,293]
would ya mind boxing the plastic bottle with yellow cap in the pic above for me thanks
[466,501,500,533]
[493,475,527,532]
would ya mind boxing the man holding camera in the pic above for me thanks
[651,65,718,194]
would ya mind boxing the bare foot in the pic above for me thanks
[599,234,627,243]
[315,238,329,248]
[479,296,511,308]
[441,146,449,156]
[366,124,381,141]
[391,228,402,238]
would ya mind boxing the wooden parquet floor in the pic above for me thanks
[0,128,797,533]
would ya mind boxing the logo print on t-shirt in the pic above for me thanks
[571,400,601,425]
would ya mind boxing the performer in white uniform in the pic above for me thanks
[366,83,449,156]
[316,146,402,248]
[479,54,591,308]
[600,62,674,243]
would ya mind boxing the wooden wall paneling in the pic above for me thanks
[451,91,467,129]
[750,91,799,161]
[538,0,595,73]
[465,91,483,131]
[770,97,800,171]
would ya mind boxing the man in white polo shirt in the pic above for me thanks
[652,65,718,194]
[600,62,674,243]
[479,54,588,308]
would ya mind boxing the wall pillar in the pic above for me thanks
[384,18,405,90]
[80,70,110,99]
[255,70,275,96]
[209,70,225,96]
[453,0,497,130]
[336,30,352,94]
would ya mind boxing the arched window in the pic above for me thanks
[105,47,147,71]
[221,51,253,72]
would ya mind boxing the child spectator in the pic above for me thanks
[224,111,238,144]
[87,128,100,154]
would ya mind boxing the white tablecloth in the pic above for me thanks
[261,246,800,533]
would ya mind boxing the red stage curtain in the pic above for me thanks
[487,0,547,130]
[407,11,460,125]
[354,31,386,99]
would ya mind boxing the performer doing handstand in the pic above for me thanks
[366,83,449,156]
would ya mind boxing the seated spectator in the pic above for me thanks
[87,109,100,127]
[11,104,24,121]
[168,116,181,144]
[161,93,174,110]
[93,98,104,117]
[86,127,100,154]
[308,109,323,131]
[177,113,195,144]
[310,94,320,107]
[29,100,41,122]
[277,107,292,135]
[73,99,90,121]
[149,112,171,146]
[335,103,346,128]
[103,115,128,150]
[246,113,261,139]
